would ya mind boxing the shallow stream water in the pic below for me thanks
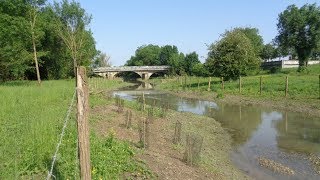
[113,83,320,180]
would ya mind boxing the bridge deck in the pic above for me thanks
[93,66,170,72]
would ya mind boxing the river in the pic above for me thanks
[113,82,320,180]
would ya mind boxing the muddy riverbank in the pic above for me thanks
[114,82,320,179]
[90,90,247,179]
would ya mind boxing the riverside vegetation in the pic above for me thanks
[0,79,152,179]
[0,78,248,179]
[153,65,320,115]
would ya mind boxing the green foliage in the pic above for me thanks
[91,133,152,179]
[0,79,150,179]
[206,28,261,80]
[126,44,202,76]
[276,4,320,68]
[261,43,277,61]
[192,63,209,77]
[126,44,162,66]
[53,0,97,76]
[235,27,264,57]
[0,0,97,81]
[0,80,75,178]
[184,52,201,75]
[92,51,111,68]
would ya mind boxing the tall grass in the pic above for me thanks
[0,78,150,179]
[0,80,76,178]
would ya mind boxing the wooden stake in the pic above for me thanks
[260,76,262,95]
[239,76,242,93]
[221,77,224,91]
[197,78,200,90]
[142,92,146,111]
[285,76,288,97]
[319,75,320,99]
[207,77,211,91]
[184,76,187,89]
[76,66,91,180]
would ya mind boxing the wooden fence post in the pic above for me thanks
[285,76,288,97]
[207,77,211,91]
[76,66,91,180]
[221,77,224,91]
[319,75,320,99]
[197,78,200,90]
[184,76,187,89]
[260,76,262,95]
[239,76,242,93]
[142,92,146,111]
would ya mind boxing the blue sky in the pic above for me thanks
[53,0,319,66]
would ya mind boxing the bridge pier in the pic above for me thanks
[97,73,107,78]
[107,72,118,79]
[137,72,153,80]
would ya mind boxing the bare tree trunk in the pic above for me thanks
[31,12,41,85]
[32,31,41,85]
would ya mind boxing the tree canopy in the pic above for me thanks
[235,27,264,58]
[276,4,320,69]
[206,29,260,80]
[126,45,204,76]
[0,0,97,81]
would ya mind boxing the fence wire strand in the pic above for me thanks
[46,90,76,180]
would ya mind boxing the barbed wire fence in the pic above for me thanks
[46,90,77,180]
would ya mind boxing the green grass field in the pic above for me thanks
[156,65,320,101]
[0,78,149,179]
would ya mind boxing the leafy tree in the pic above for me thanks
[0,0,97,81]
[236,27,264,57]
[126,44,161,66]
[206,29,260,80]
[192,63,208,76]
[125,44,187,75]
[159,45,184,74]
[261,43,277,61]
[183,52,201,75]
[276,4,320,69]
[0,0,30,81]
[53,0,94,76]
[93,51,111,68]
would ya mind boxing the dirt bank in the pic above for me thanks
[91,93,248,179]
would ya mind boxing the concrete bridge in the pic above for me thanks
[93,66,170,80]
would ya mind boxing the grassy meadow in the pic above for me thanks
[0,78,149,179]
[156,65,320,101]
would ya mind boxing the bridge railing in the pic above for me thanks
[93,66,171,72]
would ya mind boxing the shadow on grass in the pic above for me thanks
[45,156,64,180]
[0,81,34,86]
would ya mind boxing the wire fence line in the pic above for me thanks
[46,90,77,180]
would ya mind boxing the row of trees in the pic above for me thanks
[0,0,100,82]
[126,45,207,76]
[126,3,320,79]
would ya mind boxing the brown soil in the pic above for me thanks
[91,103,248,179]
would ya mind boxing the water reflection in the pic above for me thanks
[213,104,262,146]
[113,84,320,179]
[275,112,320,154]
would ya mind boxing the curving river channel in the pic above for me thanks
[113,82,320,180]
